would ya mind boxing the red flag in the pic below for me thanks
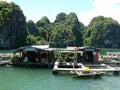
[46,32,49,39]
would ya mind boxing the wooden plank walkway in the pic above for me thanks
[0,60,11,66]
[53,61,120,73]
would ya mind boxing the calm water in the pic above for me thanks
[0,66,120,90]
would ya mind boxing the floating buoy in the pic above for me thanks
[85,66,90,71]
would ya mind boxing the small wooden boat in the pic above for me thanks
[70,70,104,77]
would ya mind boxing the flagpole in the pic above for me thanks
[45,31,49,45]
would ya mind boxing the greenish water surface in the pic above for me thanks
[0,66,120,90]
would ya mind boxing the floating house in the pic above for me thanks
[77,47,100,64]
[52,47,120,75]
[12,45,100,67]
[57,46,100,64]
[12,45,55,67]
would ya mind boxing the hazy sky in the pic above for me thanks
[1,0,120,26]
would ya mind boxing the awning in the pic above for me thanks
[12,45,50,52]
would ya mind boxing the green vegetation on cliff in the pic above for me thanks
[0,1,120,49]
[50,12,84,47]
[0,1,27,49]
[84,16,120,48]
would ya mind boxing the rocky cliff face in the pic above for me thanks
[49,12,84,47]
[0,1,120,49]
[0,2,27,49]
[84,16,120,48]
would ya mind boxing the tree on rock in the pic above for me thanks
[0,1,27,49]
[83,16,120,48]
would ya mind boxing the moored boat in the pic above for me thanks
[71,70,104,77]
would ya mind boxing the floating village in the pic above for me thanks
[0,45,120,78]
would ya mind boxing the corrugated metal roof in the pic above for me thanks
[13,45,50,52]
[31,45,49,49]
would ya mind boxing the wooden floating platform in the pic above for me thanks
[0,60,11,66]
[52,61,120,75]
[12,62,54,68]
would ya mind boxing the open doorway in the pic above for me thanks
[26,51,37,63]
[85,51,94,63]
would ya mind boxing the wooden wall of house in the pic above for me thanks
[93,50,99,64]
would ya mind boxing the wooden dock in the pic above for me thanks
[52,61,120,75]
[0,60,11,66]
